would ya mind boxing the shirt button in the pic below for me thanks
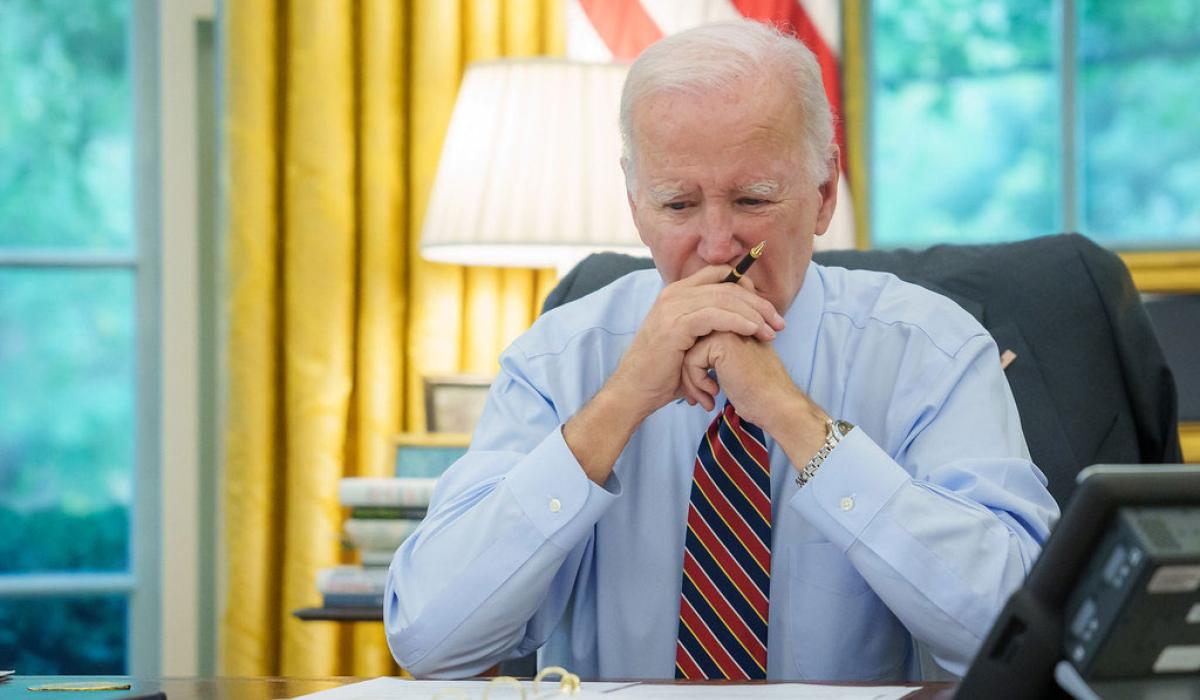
[839,496,855,512]
[549,498,562,513]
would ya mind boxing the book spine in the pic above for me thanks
[343,518,422,550]
[350,505,428,520]
[315,566,389,594]
[339,478,438,507]
[323,592,384,608]
[358,548,397,567]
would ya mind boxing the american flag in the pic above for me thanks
[567,0,854,251]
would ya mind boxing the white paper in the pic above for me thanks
[605,683,916,699]
[292,676,637,699]
[292,676,918,700]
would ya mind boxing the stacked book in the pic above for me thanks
[315,477,438,610]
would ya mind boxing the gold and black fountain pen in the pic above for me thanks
[722,241,766,282]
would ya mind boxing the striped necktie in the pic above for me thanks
[675,401,771,680]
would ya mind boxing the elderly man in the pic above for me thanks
[386,20,1058,681]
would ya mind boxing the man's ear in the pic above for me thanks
[621,156,637,219]
[621,157,653,248]
[812,151,840,237]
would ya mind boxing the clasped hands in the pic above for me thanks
[565,264,831,484]
[608,265,827,440]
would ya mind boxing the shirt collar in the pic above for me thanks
[771,261,825,393]
[705,261,824,416]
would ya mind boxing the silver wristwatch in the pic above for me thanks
[795,418,854,488]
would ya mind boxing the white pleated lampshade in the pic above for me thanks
[419,59,647,271]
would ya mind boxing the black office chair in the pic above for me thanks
[541,233,1184,506]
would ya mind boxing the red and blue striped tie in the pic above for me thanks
[675,401,771,680]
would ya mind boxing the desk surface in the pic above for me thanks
[1,676,954,700]
[2,678,344,700]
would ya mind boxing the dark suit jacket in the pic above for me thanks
[542,233,1182,505]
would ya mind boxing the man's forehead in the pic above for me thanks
[634,80,799,132]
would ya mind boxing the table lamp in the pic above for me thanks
[419,59,647,277]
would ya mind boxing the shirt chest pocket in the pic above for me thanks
[788,542,909,680]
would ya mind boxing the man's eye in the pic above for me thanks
[738,198,768,206]
[666,202,690,211]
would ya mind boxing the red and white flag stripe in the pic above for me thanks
[568,0,854,251]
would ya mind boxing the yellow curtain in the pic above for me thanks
[220,0,563,677]
[842,1,869,249]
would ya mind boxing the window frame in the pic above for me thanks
[0,0,160,676]
[856,0,1200,294]
[155,0,219,677]
[131,0,163,677]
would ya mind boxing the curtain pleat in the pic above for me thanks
[279,0,357,677]
[220,0,282,677]
[220,0,563,676]
[843,1,869,248]
[350,0,408,675]
[405,0,467,432]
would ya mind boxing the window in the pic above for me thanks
[0,0,155,674]
[870,0,1200,250]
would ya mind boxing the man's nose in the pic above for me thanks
[696,206,738,265]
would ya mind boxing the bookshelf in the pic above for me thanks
[294,433,469,626]
[292,606,382,622]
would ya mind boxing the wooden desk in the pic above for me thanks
[1,677,345,700]
[1,676,955,699]
[292,607,381,622]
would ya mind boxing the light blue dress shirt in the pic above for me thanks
[385,262,1060,681]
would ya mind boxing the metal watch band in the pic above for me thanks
[795,418,854,488]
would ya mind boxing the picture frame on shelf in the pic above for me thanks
[422,374,493,434]
[394,432,470,478]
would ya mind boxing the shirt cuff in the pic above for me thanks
[503,425,622,550]
[790,427,909,552]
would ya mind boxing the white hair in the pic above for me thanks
[619,20,835,188]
